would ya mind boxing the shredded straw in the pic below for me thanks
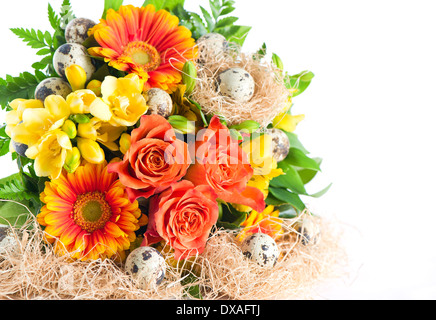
[0,202,346,300]
[191,41,290,128]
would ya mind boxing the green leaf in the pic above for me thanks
[103,0,124,18]
[265,193,286,206]
[10,27,52,50]
[309,183,332,198]
[285,71,315,97]
[270,163,307,195]
[283,148,321,172]
[0,72,48,110]
[268,187,306,212]
[214,16,239,29]
[219,203,247,227]
[200,6,215,31]
[189,12,208,38]
[181,273,203,300]
[297,158,323,185]
[48,3,61,31]
[0,125,11,157]
[285,132,310,154]
[142,0,185,11]
[254,42,267,60]
[0,200,33,228]
[219,25,252,46]
[0,174,39,207]
[208,0,221,20]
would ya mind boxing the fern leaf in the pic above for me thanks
[0,72,48,110]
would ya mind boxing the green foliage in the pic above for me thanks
[217,203,247,230]
[142,0,185,11]
[267,131,331,212]
[285,71,315,97]
[181,272,203,300]
[174,0,251,46]
[0,71,48,110]
[0,125,11,157]
[103,0,124,18]
[0,171,41,221]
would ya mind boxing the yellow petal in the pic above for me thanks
[44,95,70,121]
[273,113,305,133]
[77,138,105,164]
[89,98,113,122]
[65,64,87,91]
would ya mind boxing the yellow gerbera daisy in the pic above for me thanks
[37,161,147,261]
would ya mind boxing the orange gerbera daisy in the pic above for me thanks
[88,4,197,93]
[37,161,146,261]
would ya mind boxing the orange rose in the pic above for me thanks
[142,180,219,260]
[108,115,191,201]
[185,116,265,213]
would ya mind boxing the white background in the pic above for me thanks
[0,0,435,299]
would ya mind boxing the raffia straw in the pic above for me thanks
[0,202,346,300]
[191,41,289,127]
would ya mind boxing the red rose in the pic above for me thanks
[108,115,191,201]
[185,116,265,213]
[142,180,219,260]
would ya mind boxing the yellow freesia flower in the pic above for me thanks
[77,117,126,151]
[65,64,87,92]
[5,99,44,138]
[272,113,305,133]
[86,80,102,96]
[10,106,66,147]
[77,137,105,164]
[66,89,98,114]
[25,129,72,179]
[233,134,283,212]
[90,74,148,127]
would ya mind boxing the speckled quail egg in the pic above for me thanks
[295,218,321,246]
[217,68,255,103]
[34,77,72,102]
[241,233,279,269]
[125,246,166,290]
[145,88,173,118]
[53,43,96,82]
[197,33,229,58]
[0,225,18,256]
[266,128,290,162]
[65,18,96,44]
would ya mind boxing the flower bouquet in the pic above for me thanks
[0,0,341,300]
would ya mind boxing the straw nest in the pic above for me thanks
[191,39,290,128]
[0,202,346,300]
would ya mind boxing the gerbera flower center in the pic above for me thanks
[73,191,112,233]
[123,41,161,72]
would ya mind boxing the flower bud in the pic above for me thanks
[229,120,260,133]
[70,114,91,124]
[119,133,131,155]
[86,80,102,96]
[65,64,87,92]
[77,138,105,164]
[61,119,77,139]
[182,61,197,96]
[64,147,81,173]
[168,115,195,134]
